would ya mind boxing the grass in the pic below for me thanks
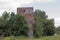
[0,35,60,40]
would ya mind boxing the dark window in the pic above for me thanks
[24,10,25,13]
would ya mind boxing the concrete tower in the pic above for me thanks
[17,7,34,37]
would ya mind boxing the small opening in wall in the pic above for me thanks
[24,10,25,13]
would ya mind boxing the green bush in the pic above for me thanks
[0,12,29,37]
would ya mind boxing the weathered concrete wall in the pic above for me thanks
[17,7,34,37]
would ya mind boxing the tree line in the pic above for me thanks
[0,10,56,37]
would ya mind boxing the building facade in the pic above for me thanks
[17,7,34,37]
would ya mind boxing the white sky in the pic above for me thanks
[0,0,60,27]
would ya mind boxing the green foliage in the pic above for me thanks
[33,10,55,37]
[55,26,60,34]
[0,10,55,38]
[34,10,48,19]
[42,19,55,36]
[0,11,29,37]
[33,17,43,38]
[0,35,60,40]
[2,11,10,20]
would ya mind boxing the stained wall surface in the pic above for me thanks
[17,7,34,37]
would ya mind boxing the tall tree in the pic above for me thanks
[42,19,55,36]
[34,10,48,19]
[2,11,9,21]
[33,10,55,37]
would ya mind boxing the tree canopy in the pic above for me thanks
[0,11,29,36]
[0,10,55,38]
[33,10,55,37]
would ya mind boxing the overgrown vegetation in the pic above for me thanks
[0,11,29,37]
[55,26,60,34]
[0,10,57,38]
[33,10,55,37]
[0,35,60,40]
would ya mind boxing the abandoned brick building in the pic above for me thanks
[17,7,34,37]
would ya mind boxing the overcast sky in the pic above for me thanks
[0,0,60,27]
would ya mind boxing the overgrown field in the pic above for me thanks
[0,35,60,40]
